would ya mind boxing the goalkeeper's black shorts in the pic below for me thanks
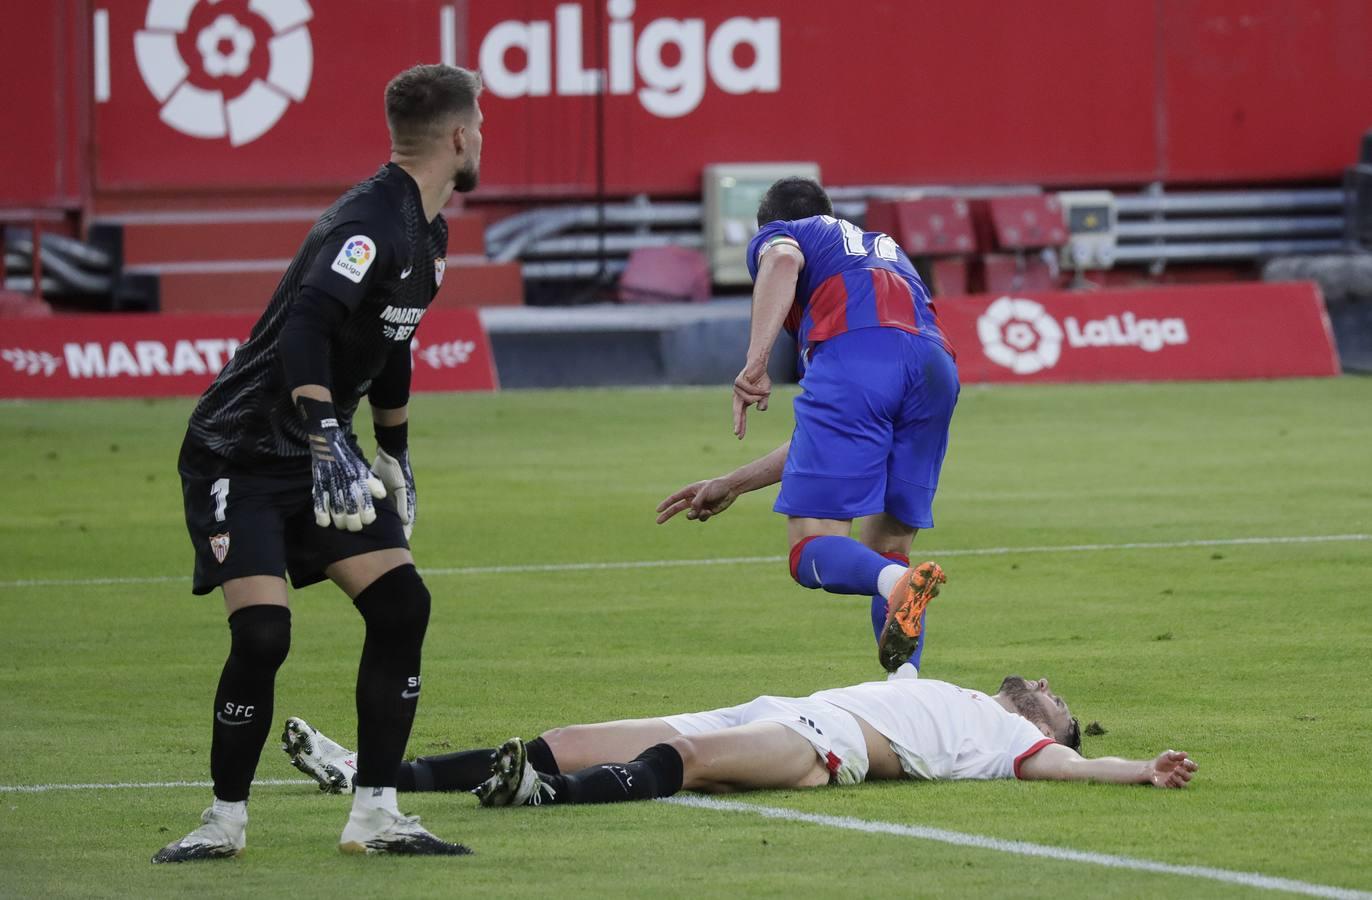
[178,437,409,596]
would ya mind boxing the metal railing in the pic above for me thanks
[1111,186,1347,268]
[488,184,1352,281]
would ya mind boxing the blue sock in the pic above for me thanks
[789,535,892,596]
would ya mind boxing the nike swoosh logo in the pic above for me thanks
[400,689,420,699]
[400,266,413,279]
[216,713,253,726]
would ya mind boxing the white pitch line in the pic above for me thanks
[0,779,310,794]
[666,796,1372,900]
[2,778,1364,898]
[1,533,1366,590]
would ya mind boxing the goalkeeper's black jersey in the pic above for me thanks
[184,163,448,473]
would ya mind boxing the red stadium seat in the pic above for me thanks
[977,196,1068,294]
[866,198,978,258]
[618,246,711,303]
[867,198,978,297]
[0,291,53,317]
[984,196,1068,251]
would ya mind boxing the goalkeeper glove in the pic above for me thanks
[299,397,385,532]
[372,421,416,540]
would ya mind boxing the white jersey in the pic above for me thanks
[810,678,1052,781]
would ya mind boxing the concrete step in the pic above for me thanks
[100,209,487,265]
[138,255,523,313]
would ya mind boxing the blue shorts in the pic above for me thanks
[775,328,959,528]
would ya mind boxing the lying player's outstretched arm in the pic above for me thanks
[1017,743,1198,788]
[655,440,790,524]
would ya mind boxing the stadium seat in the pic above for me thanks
[0,290,53,317]
[618,246,711,303]
[866,198,978,296]
[978,196,1068,294]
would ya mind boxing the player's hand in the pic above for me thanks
[655,477,739,524]
[1147,750,1198,789]
[300,399,385,532]
[732,359,771,440]
[372,448,417,540]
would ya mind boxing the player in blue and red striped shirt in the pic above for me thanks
[657,178,960,673]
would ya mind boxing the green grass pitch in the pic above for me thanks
[1,377,1370,898]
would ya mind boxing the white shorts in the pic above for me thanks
[660,695,870,786]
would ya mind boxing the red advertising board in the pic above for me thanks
[0,310,497,400]
[0,0,86,208]
[937,282,1340,384]
[91,0,448,192]
[53,0,1372,201]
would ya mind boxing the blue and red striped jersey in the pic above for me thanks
[746,215,955,359]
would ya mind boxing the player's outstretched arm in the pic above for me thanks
[656,441,790,524]
[734,244,803,440]
[1017,743,1198,788]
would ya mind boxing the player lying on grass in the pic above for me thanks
[283,657,1197,806]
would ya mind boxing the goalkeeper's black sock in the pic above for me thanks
[210,605,291,802]
[399,736,559,792]
[539,743,683,805]
[353,566,430,789]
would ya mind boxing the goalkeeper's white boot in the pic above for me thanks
[282,716,358,794]
[151,805,246,863]
[338,806,473,856]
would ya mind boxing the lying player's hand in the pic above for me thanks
[732,361,772,440]
[1147,750,1198,789]
[300,400,385,532]
[655,478,738,524]
[372,448,417,540]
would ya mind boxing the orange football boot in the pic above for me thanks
[876,561,947,672]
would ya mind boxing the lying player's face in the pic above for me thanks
[1000,675,1073,736]
[454,105,483,193]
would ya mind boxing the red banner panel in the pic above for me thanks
[78,1,1372,199]
[92,0,447,192]
[938,282,1340,384]
[0,310,497,400]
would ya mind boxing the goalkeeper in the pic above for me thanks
[157,64,486,863]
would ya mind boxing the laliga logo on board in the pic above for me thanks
[134,0,314,146]
[480,0,780,118]
[978,296,1190,375]
[977,297,1063,374]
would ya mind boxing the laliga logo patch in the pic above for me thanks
[209,532,231,564]
[134,0,314,146]
[977,296,1063,375]
[343,239,372,266]
[331,235,376,283]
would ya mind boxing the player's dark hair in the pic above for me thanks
[385,64,482,145]
[756,177,834,226]
[1062,716,1082,754]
